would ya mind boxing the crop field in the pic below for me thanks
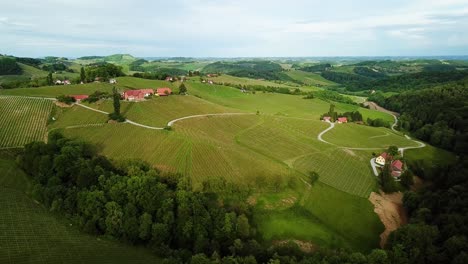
[322,123,418,148]
[0,156,161,264]
[293,148,377,197]
[0,83,115,97]
[49,105,108,129]
[285,70,337,86]
[0,96,53,148]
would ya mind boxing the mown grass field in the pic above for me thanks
[0,96,53,148]
[285,70,337,86]
[49,104,108,129]
[322,123,418,148]
[0,154,161,264]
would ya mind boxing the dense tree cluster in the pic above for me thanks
[128,59,148,71]
[56,95,76,105]
[202,61,293,81]
[0,57,22,75]
[15,57,42,67]
[298,63,331,72]
[17,133,261,262]
[353,66,387,79]
[133,68,187,80]
[387,157,468,264]
[85,63,124,82]
[82,90,112,103]
[326,69,468,92]
[369,80,468,153]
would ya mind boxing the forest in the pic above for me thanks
[369,79,468,153]
[323,69,468,92]
[0,57,22,75]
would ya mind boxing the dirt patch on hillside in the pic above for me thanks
[273,240,317,253]
[369,191,407,248]
[54,101,72,108]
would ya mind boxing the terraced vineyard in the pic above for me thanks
[0,96,53,148]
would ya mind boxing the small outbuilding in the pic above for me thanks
[156,88,172,96]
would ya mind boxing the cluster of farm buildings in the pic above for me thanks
[322,116,348,123]
[375,152,404,180]
[69,87,172,102]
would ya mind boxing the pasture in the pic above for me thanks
[0,96,53,148]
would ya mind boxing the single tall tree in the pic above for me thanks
[178,83,187,94]
[47,72,53,85]
[80,67,86,83]
[112,87,120,116]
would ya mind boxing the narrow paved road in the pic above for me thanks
[317,121,335,144]
[76,103,253,130]
[167,113,254,126]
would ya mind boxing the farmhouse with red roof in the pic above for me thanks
[156,88,172,96]
[337,117,348,123]
[123,89,154,101]
[322,116,331,122]
[70,95,89,102]
[391,160,403,177]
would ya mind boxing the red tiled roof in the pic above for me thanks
[391,170,401,177]
[392,160,403,170]
[124,90,142,96]
[70,94,89,100]
[338,117,347,122]
[380,152,389,159]
[323,116,331,120]
[157,88,172,95]
[140,89,154,94]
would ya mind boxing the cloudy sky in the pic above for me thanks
[1,0,468,57]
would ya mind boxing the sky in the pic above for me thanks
[1,0,468,57]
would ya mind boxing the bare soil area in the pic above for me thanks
[369,191,407,248]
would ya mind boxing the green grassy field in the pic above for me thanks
[0,154,161,264]
[322,123,418,148]
[185,81,394,123]
[285,70,337,86]
[0,97,53,148]
[49,104,108,129]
